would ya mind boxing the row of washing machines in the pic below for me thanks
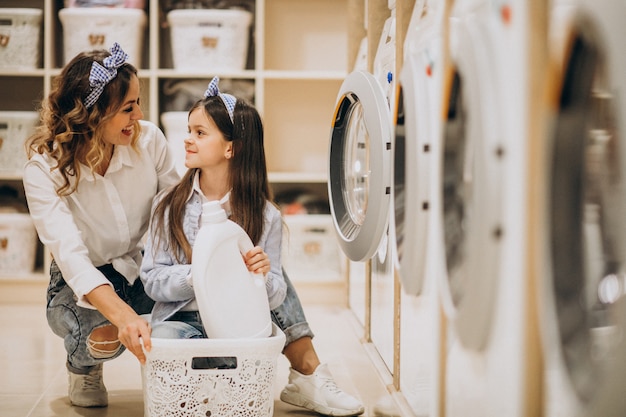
[326,0,626,416]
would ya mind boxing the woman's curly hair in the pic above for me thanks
[26,48,141,196]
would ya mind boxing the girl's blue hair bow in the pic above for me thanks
[204,76,236,123]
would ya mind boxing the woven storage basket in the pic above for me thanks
[167,9,252,71]
[160,111,188,177]
[58,7,146,67]
[0,111,39,175]
[282,214,343,283]
[0,212,37,276]
[0,8,42,69]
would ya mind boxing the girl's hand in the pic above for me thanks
[244,246,270,276]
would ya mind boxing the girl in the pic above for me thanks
[141,77,364,416]
[23,43,179,408]
[141,77,286,335]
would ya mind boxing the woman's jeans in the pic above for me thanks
[46,261,154,373]
[153,268,315,349]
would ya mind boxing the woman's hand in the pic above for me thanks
[244,246,270,276]
[85,284,152,364]
[116,312,152,364]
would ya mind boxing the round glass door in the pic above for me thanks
[343,102,368,228]
[394,55,434,296]
[394,86,407,270]
[440,19,504,350]
[549,25,626,406]
[329,71,392,262]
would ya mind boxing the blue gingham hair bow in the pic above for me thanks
[204,76,236,123]
[84,42,129,109]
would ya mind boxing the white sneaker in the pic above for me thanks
[68,363,108,407]
[280,363,365,416]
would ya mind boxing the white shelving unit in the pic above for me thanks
[0,0,351,281]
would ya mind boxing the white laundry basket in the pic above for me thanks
[0,212,38,276]
[167,9,253,71]
[160,111,189,177]
[0,8,43,70]
[58,7,146,67]
[142,323,285,417]
[0,111,39,176]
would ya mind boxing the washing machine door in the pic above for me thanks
[394,48,436,296]
[549,13,626,412]
[439,16,504,351]
[329,70,392,262]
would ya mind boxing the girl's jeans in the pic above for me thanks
[152,268,315,349]
[46,261,154,373]
[47,262,313,372]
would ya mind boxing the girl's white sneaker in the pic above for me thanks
[280,363,365,416]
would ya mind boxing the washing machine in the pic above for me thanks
[439,0,542,415]
[394,0,445,295]
[393,0,444,415]
[368,0,397,374]
[540,1,626,416]
[328,0,396,371]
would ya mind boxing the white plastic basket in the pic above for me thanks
[0,212,37,276]
[167,9,253,71]
[0,8,43,70]
[160,111,189,177]
[0,111,39,176]
[58,8,146,68]
[142,323,285,417]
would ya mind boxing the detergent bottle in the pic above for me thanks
[191,200,272,338]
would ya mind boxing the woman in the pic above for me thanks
[23,43,179,408]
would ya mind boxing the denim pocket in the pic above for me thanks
[47,260,66,306]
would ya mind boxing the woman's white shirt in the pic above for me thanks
[23,121,180,309]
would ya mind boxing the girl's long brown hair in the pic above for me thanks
[26,49,141,196]
[151,97,273,263]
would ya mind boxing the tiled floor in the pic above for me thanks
[0,285,401,417]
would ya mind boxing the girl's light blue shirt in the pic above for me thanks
[140,174,287,325]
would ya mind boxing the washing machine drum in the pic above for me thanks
[549,20,626,410]
[328,70,392,262]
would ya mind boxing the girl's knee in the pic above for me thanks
[152,321,204,339]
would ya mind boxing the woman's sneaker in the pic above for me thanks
[280,363,365,416]
[68,363,108,407]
